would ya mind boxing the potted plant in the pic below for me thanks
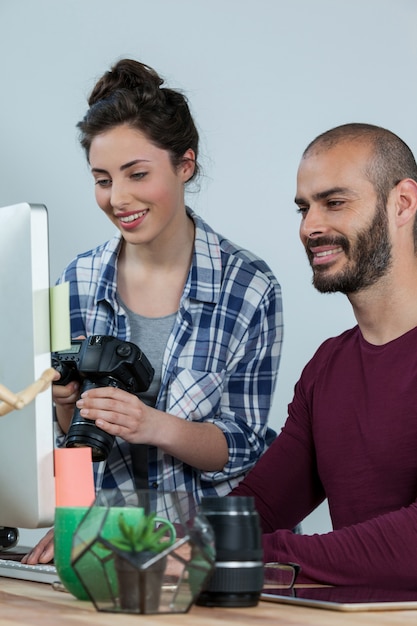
[107,511,176,612]
[71,489,216,615]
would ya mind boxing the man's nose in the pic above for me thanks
[300,205,326,240]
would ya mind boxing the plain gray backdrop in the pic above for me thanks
[2,0,417,540]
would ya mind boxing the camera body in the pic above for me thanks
[52,335,154,461]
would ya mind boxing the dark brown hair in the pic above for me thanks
[77,59,199,181]
[303,123,417,207]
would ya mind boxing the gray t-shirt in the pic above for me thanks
[117,294,176,487]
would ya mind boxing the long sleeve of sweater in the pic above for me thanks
[232,326,417,589]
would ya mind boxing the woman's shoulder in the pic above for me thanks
[59,234,121,278]
[191,209,280,291]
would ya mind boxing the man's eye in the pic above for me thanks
[328,200,344,208]
[296,206,308,216]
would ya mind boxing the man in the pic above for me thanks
[233,123,417,589]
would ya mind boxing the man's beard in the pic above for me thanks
[307,203,392,294]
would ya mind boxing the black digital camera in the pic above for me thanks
[52,335,154,462]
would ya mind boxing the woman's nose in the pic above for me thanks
[110,181,131,209]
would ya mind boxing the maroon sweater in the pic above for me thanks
[233,325,417,588]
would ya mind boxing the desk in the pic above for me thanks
[1,579,417,626]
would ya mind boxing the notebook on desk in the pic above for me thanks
[261,586,417,612]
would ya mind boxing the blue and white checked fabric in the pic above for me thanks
[55,209,283,502]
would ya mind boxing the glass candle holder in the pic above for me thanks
[70,489,215,615]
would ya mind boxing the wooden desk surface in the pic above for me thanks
[1,578,417,626]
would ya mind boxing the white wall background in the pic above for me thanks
[2,0,417,543]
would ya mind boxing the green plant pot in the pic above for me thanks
[54,506,90,600]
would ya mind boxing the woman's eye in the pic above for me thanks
[131,172,147,180]
[95,178,111,187]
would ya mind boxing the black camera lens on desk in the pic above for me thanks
[196,496,264,608]
[52,335,154,462]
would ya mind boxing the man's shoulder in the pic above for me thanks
[318,326,359,350]
[295,326,360,395]
[306,326,360,367]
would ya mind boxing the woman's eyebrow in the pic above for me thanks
[120,159,151,171]
[91,159,151,175]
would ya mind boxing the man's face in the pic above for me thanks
[295,141,392,294]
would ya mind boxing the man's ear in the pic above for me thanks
[394,178,417,226]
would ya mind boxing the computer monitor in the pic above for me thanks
[0,202,55,529]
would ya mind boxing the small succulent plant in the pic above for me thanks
[110,512,175,554]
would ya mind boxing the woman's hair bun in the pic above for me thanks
[78,58,199,182]
[88,59,164,107]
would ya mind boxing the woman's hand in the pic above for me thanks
[76,386,228,471]
[53,335,85,433]
[53,378,81,409]
[21,528,54,564]
[53,378,81,434]
[76,386,157,444]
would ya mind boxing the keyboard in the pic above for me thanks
[0,558,59,584]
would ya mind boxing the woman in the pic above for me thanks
[24,59,282,563]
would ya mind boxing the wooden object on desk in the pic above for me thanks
[0,368,56,417]
[1,578,417,626]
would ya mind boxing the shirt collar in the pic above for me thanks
[185,208,222,305]
[94,208,223,307]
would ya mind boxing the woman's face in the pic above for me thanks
[89,124,194,248]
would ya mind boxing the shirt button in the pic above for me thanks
[151,482,158,489]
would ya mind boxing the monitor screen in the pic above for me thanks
[0,202,55,529]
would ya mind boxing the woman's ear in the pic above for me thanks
[180,149,196,183]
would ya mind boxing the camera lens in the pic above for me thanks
[0,526,19,549]
[65,380,115,462]
[196,496,264,608]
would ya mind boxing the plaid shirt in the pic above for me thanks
[55,210,283,502]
